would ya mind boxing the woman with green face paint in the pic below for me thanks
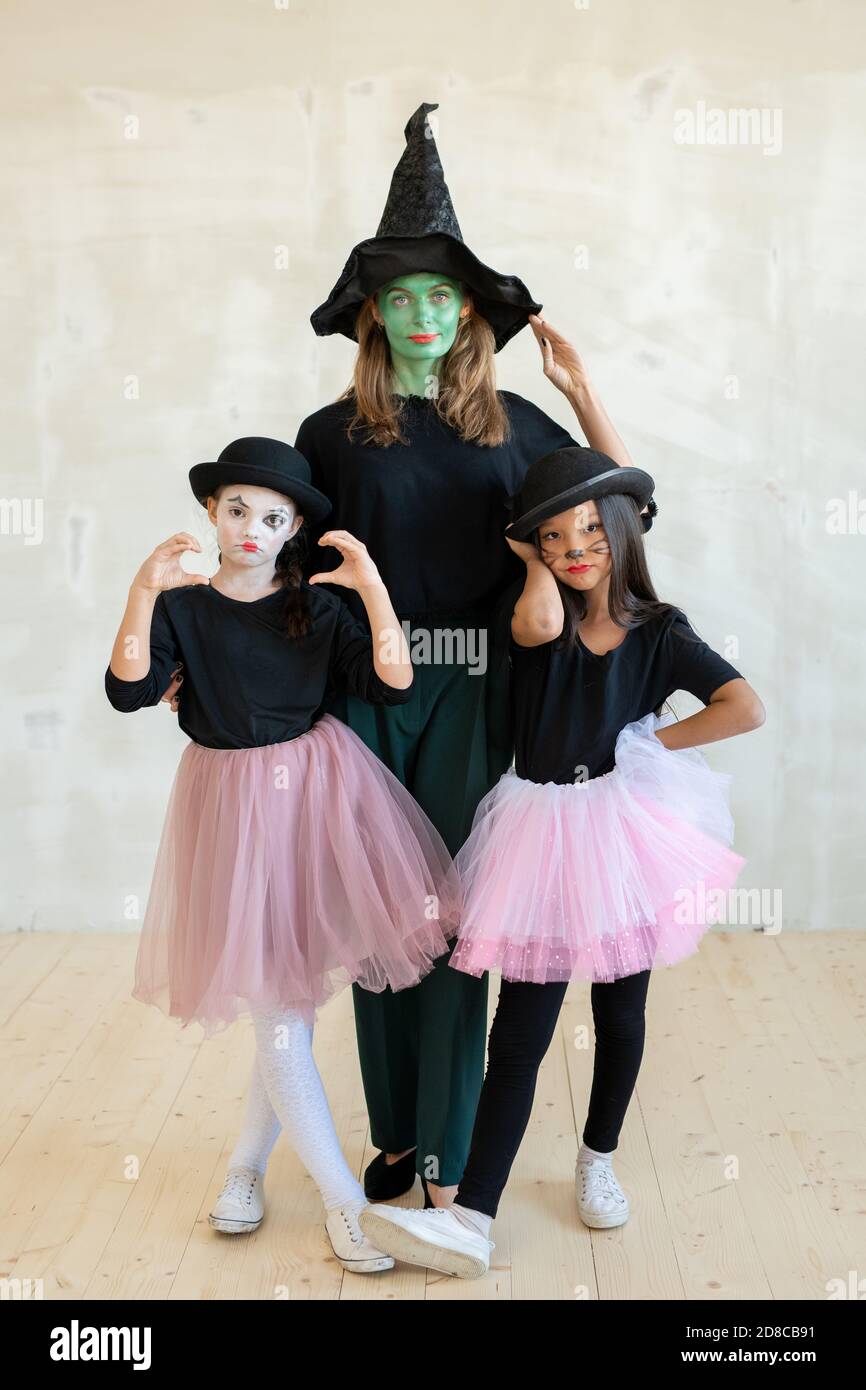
[291,103,637,1209]
[374,272,467,394]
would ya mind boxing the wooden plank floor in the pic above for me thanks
[1,931,863,1301]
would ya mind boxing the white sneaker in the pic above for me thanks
[359,1202,494,1279]
[575,1157,630,1228]
[208,1164,265,1233]
[324,1201,395,1274]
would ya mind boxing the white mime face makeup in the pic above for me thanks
[206,483,303,574]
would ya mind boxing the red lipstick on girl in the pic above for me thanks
[568,564,591,573]
[241,542,258,552]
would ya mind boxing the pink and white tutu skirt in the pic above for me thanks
[449,712,746,984]
[133,713,461,1035]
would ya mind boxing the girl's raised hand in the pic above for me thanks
[528,313,589,399]
[132,533,209,593]
[309,530,383,593]
[505,530,541,565]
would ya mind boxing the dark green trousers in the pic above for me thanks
[324,609,513,1187]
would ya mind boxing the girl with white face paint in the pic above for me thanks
[104,437,461,1273]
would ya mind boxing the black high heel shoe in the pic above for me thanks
[363,1148,417,1200]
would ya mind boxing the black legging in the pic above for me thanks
[455,970,652,1219]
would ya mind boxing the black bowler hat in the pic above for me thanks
[506,447,657,541]
[189,437,332,524]
[310,102,542,353]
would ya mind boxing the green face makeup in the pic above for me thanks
[375,271,466,395]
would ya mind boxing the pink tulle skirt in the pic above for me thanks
[449,712,746,985]
[133,714,461,1035]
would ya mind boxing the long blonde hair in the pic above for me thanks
[337,293,512,448]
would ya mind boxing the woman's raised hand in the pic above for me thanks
[528,313,589,399]
[309,530,384,593]
[132,533,209,594]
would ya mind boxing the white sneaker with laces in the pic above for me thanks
[575,1157,630,1228]
[359,1202,494,1279]
[324,1201,395,1273]
[208,1164,265,1233]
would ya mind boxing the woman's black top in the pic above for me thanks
[294,390,580,621]
[104,581,411,749]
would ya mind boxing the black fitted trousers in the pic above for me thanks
[455,970,652,1219]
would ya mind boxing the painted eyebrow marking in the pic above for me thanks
[226,494,290,516]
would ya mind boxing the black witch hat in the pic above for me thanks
[310,102,542,353]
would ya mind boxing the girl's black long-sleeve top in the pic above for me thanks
[104,580,411,749]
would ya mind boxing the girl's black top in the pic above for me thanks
[294,390,580,622]
[494,578,744,784]
[104,581,411,749]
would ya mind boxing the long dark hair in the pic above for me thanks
[212,485,312,640]
[530,492,702,716]
[530,493,673,645]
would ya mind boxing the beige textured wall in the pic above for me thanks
[2,1,863,931]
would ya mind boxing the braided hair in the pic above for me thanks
[272,522,312,640]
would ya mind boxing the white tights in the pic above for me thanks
[227,1005,365,1212]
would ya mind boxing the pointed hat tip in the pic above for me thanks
[405,101,439,139]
